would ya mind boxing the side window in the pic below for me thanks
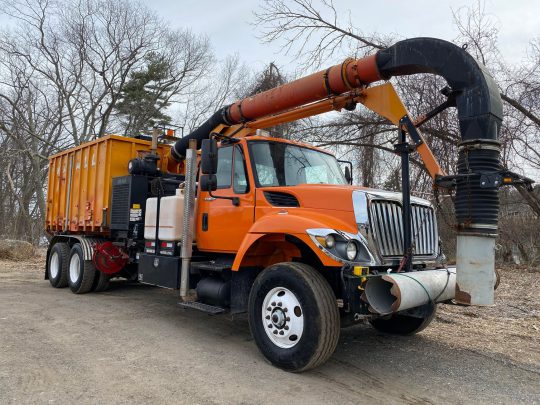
[250,142,279,186]
[216,146,233,188]
[233,145,249,194]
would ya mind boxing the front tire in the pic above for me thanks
[68,244,96,294]
[48,243,69,288]
[369,303,437,335]
[248,262,340,372]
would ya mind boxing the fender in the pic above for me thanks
[45,235,105,279]
[232,211,351,270]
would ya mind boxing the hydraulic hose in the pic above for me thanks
[374,38,503,305]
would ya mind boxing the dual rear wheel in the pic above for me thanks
[48,242,109,293]
[47,243,70,288]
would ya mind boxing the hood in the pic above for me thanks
[260,184,431,211]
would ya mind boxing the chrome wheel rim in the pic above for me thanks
[262,287,304,348]
[69,253,80,284]
[49,251,59,279]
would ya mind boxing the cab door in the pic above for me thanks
[195,143,255,253]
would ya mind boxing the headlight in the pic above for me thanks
[325,234,335,248]
[307,228,374,264]
[315,234,336,248]
[346,241,357,260]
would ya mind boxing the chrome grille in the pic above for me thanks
[369,200,437,257]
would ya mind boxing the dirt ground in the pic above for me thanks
[0,252,538,404]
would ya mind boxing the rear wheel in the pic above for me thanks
[92,271,110,292]
[369,303,437,335]
[48,243,69,288]
[248,262,340,372]
[68,244,96,294]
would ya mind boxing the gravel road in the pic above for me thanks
[0,256,538,404]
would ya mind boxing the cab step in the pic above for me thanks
[190,261,232,274]
[178,301,226,315]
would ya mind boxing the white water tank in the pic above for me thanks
[144,189,191,241]
[144,197,158,240]
[159,189,186,241]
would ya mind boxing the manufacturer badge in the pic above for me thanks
[153,258,159,268]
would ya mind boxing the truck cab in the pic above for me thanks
[197,135,440,272]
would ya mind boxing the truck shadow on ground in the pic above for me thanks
[34,280,538,403]
[103,279,526,370]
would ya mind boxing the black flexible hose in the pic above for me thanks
[171,106,231,161]
[376,37,503,234]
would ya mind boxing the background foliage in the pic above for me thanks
[0,0,538,263]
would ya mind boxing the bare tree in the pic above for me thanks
[253,0,540,261]
[253,0,388,69]
[0,0,210,143]
[177,54,250,133]
[0,59,63,242]
[0,0,212,242]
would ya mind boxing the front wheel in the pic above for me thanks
[369,303,437,335]
[248,262,340,372]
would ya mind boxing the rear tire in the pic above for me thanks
[369,303,437,335]
[92,271,110,292]
[47,243,69,288]
[68,244,96,294]
[248,262,340,372]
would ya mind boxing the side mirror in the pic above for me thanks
[201,139,218,175]
[200,174,217,192]
[338,159,353,185]
[200,173,239,206]
[344,166,352,185]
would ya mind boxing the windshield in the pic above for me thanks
[249,141,346,187]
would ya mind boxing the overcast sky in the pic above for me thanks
[142,0,539,176]
[143,0,539,71]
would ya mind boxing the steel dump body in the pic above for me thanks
[45,135,170,235]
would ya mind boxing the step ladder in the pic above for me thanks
[178,300,226,315]
[190,260,232,274]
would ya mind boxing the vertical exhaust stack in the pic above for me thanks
[179,139,198,301]
[170,37,503,305]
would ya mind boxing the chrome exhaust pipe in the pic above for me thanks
[179,139,197,301]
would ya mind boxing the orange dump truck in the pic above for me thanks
[45,37,530,371]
